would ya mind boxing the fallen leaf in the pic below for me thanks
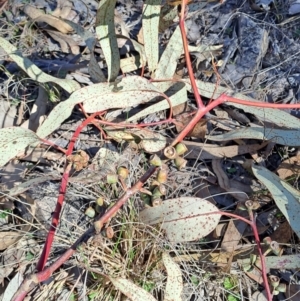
[252,164,300,238]
[207,127,300,146]
[109,277,157,301]
[52,0,72,18]
[23,5,73,33]
[0,232,22,250]
[140,197,220,242]
[0,127,40,168]
[276,154,300,179]
[0,38,80,93]
[46,30,80,54]
[183,141,268,160]
[106,128,166,153]
[163,253,183,301]
[2,271,24,301]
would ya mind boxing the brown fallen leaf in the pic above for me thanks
[183,140,268,160]
[46,30,80,54]
[270,220,292,243]
[23,5,73,34]
[0,232,22,251]
[176,114,207,138]
[52,0,73,18]
[277,153,300,179]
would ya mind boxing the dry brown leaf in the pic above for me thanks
[277,154,300,179]
[221,207,249,252]
[46,30,80,54]
[137,27,144,45]
[52,0,73,18]
[0,232,22,251]
[23,5,73,34]
[177,115,207,138]
[183,141,268,160]
[270,220,292,243]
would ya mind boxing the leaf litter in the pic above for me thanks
[1,0,300,301]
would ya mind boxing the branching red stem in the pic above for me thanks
[36,111,105,272]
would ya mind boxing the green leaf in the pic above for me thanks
[207,127,300,146]
[95,0,119,81]
[223,277,235,290]
[227,295,239,301]
[140,197,220,242]
[0,38,80,93]
[252,164,300,238]
[0,128,40,167]
[143,0,161,72]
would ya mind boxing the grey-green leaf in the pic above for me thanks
[143,0,161,72]
[127,82,187,122]
[140,197,220,242]
[37,76,164,138]
[252,164,300,238]
[0,38,80,93]
[207,127,300,146]
[0,128,40,167]
[96,0,119,81]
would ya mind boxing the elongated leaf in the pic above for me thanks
[2,271,24,301]
[153,25,182,81]
[207,127,300,146]
[109,277,157,301]
[127,82,187,121]
[252,164,300,238]
[96,0,119,81]
[163,253,183,301]
[185,79,300,129]
[140,197,220,242]
[37,76,163,138]
[0,128,40,167]
[143,0,161,72]
[0,38,80,93]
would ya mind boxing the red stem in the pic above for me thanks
[36,111,105,271]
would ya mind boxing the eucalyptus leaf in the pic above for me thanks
[140,197,220,242]
[127,82,187,121]
[207,127,300,146]
[0,128,40,167]
[37,76,164,138]
[109,277,157,301]
[0,38,80,93]
[95,0,119,81]
[252,164,300,238]
[143,0,161,72]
